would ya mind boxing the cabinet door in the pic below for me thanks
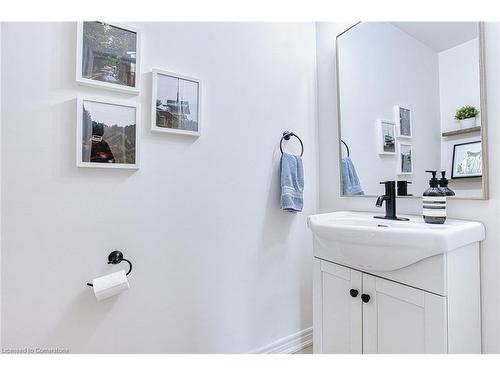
[314,259,362,353]
[362,274,447,354]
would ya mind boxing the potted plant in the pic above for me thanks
[455,105,479,129]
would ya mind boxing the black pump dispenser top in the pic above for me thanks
[426,170,439,187]
[439,171,455,196]
[439,171,448,186]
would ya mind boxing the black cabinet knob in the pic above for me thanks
[349,289,359,298]
[361,294,371,303]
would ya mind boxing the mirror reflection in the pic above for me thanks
[337,22,486,199]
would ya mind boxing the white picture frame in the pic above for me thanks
[451,141,482,179]
[376,119,397,155]
[151,68,202,137]
[76,96,140,169]
[397,142,413,175]
[394,105,413,138]
[76,22,141,94]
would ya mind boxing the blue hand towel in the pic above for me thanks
[342,157,364,195]
[280,152,304,212]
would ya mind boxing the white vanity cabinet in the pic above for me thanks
[316,260,362,353]
[314,260,448,354]
[313,249,481,354]
[309,211,484,354]
[361,272,447,354]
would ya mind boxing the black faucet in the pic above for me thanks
[374,181,409,221]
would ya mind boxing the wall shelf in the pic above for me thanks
[442,126,481,137]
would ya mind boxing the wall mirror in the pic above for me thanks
[336,22,488,199]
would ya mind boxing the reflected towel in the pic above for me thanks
[342,157,364,195]
[280,152,304,212]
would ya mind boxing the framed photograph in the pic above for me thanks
[451,141,482,179]
[76,96,140,169]
[397,142,413,175]
[376,119,396,155]
[151,69,201,136]
[394,105,412,138]
[76,22,141,94]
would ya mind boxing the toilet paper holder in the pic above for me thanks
[86,251,133,287]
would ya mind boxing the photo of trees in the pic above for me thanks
[81,100,137,165]
[81,22,137,88]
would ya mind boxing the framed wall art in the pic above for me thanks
[151,68,201,136]
[376,119,396,155]
[394,105,412,138]
[397,142,413,175]
[76,22,141,94]
[76,96,140,169]
[451,141,482,179]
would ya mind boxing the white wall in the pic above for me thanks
[0,22,318,353]
[0,21,2,349]
[316,21,500,353]
[337,22,441,196]
[439,38,481,132]
[439,38,482,197]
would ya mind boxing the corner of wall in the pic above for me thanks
[0,21,3,349]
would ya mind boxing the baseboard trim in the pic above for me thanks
[250,327,313,354]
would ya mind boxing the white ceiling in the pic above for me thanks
[391,22,478,52]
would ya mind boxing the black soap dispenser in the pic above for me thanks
[439,171,455,196]
[423,170,447,224]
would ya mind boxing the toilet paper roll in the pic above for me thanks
[92,270,130,301]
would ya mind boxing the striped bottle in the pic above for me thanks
[423,171,447,224]
[423,196,446,224]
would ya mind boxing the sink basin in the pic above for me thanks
[307,211,485,271]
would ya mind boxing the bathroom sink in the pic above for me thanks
[307,211,485,271]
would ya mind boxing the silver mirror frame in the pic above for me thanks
[336,22,488,200]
